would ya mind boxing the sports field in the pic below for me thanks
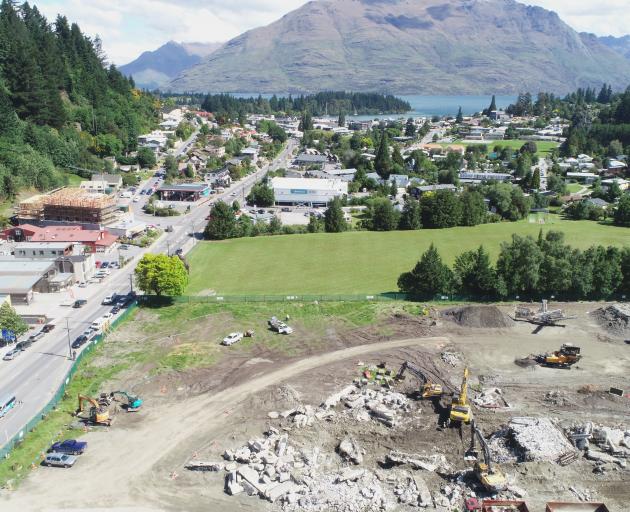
[186,217,629,295]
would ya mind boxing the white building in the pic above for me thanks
[271,177,348,207]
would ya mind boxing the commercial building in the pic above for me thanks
[14,242,73,259]
[459,171,512,184]
[1,224,118,253]
[156,183,211,202]
[295,153,328,168]
[0,259,71,303]
[271,177,348,207]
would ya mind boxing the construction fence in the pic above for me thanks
[0,302,138,462]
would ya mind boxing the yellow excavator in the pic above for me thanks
[77,394,112,426]
[536,343,582,369]
[395,361,443,398]
[466,419,508,492]
[449,367,472,424]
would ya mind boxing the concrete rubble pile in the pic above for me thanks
[490,417,575,462]
[566,422,629,470]
[432,483,467,511]
[440,351,461,367]
[472,388,510,410]
[321,384,412,428]
[392,473,433,508]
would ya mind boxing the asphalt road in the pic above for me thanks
[0,136,298,450]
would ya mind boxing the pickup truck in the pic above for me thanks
[268,317,293,335]
[48,439,87,455]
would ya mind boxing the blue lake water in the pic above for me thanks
[231,93,517,119]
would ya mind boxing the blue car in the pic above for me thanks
[48,439,87,455]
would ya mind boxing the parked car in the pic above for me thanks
[120,244,130,250]
[41,323,55,333]
[110,306,120,315]
[48,439,87,455]
[78,282,88,288]
[102,293,117,305]
[28,331,45,343]
[16,339,32,350]
[100,262,109,269]
[43,453,77,468]
[222,332,244,346]
[73,299,87,309]
[72,335,88,349]
[268,317,294,335]
[3,349,21,361]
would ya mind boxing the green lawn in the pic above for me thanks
[443,139,559,156]
[62,172,82,186]
[566,182,586,194]
[186,217,630,295]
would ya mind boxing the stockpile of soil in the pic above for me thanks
[591,304,630,337]
[441,305,514,328]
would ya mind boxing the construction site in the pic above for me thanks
[1,301,628,512]
[16,188,119,226]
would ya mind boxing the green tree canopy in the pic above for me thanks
[614,193,630,226]
[0,301,28,338]
[453,245,501,298]
[496,234,543,296]
[324,197,347,233]
[398,244,452,298]
[204,200,237,240]
[399,198,421,230]
[134,254,188,296]
[247,183,275,207]
[374,130,392,180]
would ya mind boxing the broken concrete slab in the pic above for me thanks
[338,436,363,465]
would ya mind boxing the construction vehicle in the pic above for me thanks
[514,300,576,328]
[77,395,111,426]
[536,344,582,368]
[110,391,142,412]
[395,361,443,398]
[466,419,508,492]
[449,367,472,424]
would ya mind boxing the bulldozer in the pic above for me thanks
[466,419,508,492]
[395,361,443,399]
[536,343,582,368]
[110,391,143,412]
[77,394,112,426]
[449,367,472,425]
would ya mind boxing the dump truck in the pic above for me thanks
[536,344,582,368]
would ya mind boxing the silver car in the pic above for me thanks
[3,349,21,361]
[43,452,77,468]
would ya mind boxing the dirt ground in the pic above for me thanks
[1,302,629,512]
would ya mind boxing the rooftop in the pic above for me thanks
[157,184,210,192]
[0,274,42,293]
[271,177,347,192]
[14,242,73,251]
[295,153,327,163]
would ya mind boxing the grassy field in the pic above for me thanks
[187,216,630,295]
[443,139,559,156]
[566,182,586,194]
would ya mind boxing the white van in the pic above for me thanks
[102,293,116,305]
[90,318,105,331]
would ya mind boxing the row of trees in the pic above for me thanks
[398,231,629,300]
[199,92,410,119]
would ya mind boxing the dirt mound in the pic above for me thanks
[441,305,514,328]
[591,304,630,337]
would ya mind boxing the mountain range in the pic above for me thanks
[123,0,630,95]
[119,41,222,90]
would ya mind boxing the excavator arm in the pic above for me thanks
[396,362,443,398]
[78,394,99,412]
[468,420,507,492]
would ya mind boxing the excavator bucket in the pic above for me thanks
[464,447,479,461]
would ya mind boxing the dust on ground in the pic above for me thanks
[1,301,629,512]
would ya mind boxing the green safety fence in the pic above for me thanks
[0,302,138,462]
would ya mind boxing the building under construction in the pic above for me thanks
[17,189,118,226]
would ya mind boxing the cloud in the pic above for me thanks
[34,0,630,65]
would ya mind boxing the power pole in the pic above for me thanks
[65,318,73,360]
[129,274,134,294]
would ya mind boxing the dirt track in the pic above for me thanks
[1,337,450,512]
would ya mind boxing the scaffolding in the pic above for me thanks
[42,189,118,225]
[16,194,47,222]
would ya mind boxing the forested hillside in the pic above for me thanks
[0,1,158,201]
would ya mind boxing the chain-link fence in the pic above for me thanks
[0,303,137,461]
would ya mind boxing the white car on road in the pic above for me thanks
[221,332,243,346]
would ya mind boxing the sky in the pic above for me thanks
[34,0,630,66]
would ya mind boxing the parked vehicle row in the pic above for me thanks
[44,439,88,468]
